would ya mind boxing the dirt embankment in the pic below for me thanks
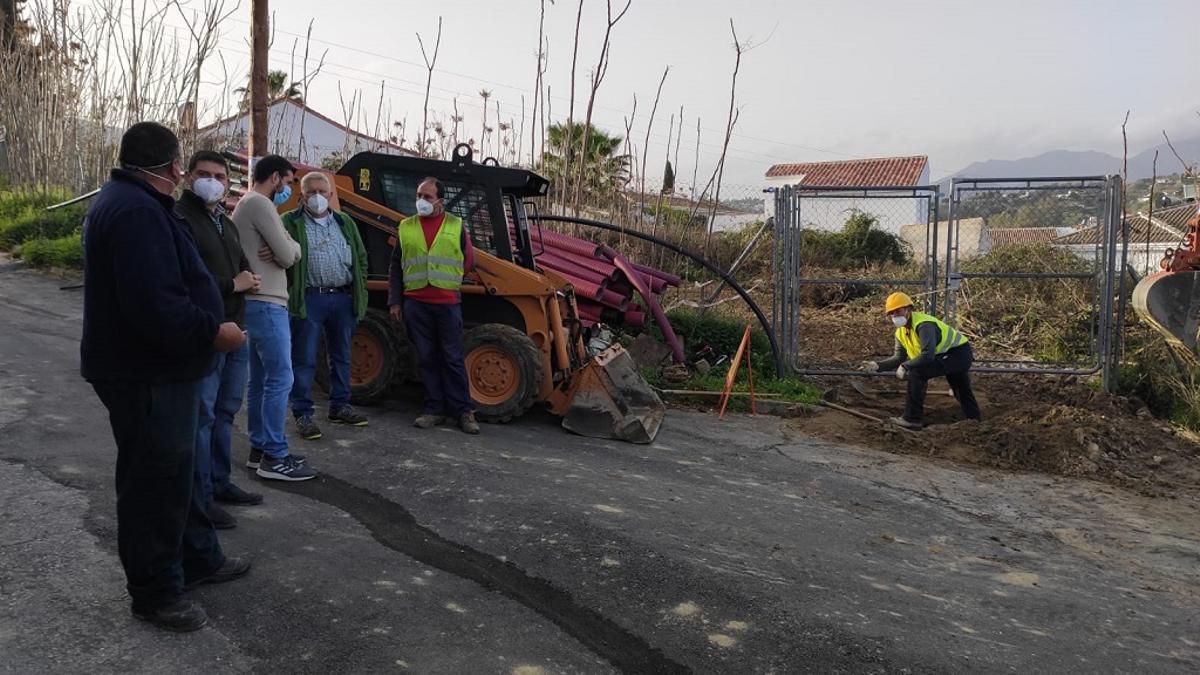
[795,374,1200,498]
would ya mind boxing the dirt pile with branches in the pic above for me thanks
[797,374,1200,499]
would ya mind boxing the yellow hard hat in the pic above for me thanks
[884,292,914,314]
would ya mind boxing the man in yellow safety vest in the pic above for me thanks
[862,292,981,430]
[387,177,479,434]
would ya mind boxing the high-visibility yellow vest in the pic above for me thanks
[896,311,968,359]
[398,213,465,291]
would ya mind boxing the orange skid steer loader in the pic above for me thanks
[278,144,664,443]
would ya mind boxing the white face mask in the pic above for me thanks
[415,198,435,217]
[892,315,908,328]
[306,194,329,215]
[191,177,226,205]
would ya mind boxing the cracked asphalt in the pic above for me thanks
[1,259,1198,674]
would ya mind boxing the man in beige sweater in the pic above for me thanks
[231,155,315,482]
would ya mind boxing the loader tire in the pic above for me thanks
[464,323,544,423]
[315,308,410,404]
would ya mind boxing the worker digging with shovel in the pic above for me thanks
[862,292,982,430]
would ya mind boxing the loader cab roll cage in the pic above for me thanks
[336,144,550,278]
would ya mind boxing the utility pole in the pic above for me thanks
[248,0,269,159]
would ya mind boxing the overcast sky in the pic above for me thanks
[153,0,1200,185]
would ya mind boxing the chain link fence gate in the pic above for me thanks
[771,184,942,375]
[770,177,1127,388]
[942,176,1126,388]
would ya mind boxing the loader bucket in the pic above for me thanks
[562,345,665,444]
[1132,270,1200,352]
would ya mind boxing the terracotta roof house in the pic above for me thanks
[198,97,416,166]
[1053,211,1190,273]
[988,227,1075,248]
[764,155,931,233]
[1150,201,1198,232]
[765,155,929,187]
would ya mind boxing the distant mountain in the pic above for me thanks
[939,136,1200,185]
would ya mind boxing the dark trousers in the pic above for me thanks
[291,289,356,418]
[404,298,473,417]
[903,344,982,424]
[93,379,225,610]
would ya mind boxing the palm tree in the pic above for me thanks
[234,69,302,111]
[540,122,630,204]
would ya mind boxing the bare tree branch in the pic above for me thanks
[638,65,670,227]
[1162,129,1195,175]
[416,16,442,156]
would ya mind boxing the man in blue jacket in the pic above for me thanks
[81,122,251,632]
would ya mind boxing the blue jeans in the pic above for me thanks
[196,340,249,504]
[404,299,473,417]
[92,379,224,610]
[245,300,294,459]
[290,290,356,418]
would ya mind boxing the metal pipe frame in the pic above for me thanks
[531,213,786,378]
[789,278,929,286]
[774,184,942,374]
[940,175,1123,381]
[957,272,1096,280]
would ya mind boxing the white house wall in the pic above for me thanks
[203,103,398,164]
[1056,244,1169,274]
[763,165,930,233]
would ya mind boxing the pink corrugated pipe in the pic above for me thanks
[599,245,685,364]
[536,253,611,287]
[539,245,622,279]
[631,261,682,287]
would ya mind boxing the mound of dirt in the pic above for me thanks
[793,375,1200,498]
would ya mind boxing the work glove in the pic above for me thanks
[861,360,879,373]
[896,365,908,381]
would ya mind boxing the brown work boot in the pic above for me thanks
[459,412,481,435]
[413,414,445,429]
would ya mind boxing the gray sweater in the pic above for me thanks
[231,191,302,307]
[876,322,941,371]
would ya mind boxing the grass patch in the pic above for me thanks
[644,368,822,413]
[18,233,83,269]
[0,188,86,251]
[637,306,823,412]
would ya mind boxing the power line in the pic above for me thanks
[220,15,851,160]
[78,0,850,164]
[192,31,810,171]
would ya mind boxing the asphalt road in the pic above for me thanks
[1,260,1198,674]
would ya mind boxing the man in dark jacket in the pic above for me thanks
[177,151,264,529]
[82,122,250,632]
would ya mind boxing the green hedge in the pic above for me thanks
[0,189,86,251]
[19,233,84,269]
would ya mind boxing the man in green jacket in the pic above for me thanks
[282,171,369,441]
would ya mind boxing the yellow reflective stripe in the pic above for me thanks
[404,254,464,268]
[403,270,464,283]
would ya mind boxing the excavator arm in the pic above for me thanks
[1133,204,1200,350]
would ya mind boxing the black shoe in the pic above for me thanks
[256,454,317,482]
[214,483,264,506]
[329,405,368,426]
[247,448,305,469]
[131,598,207,632]
[185,557,251,590]
[207,504,237,530]
[295,415,323,440]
